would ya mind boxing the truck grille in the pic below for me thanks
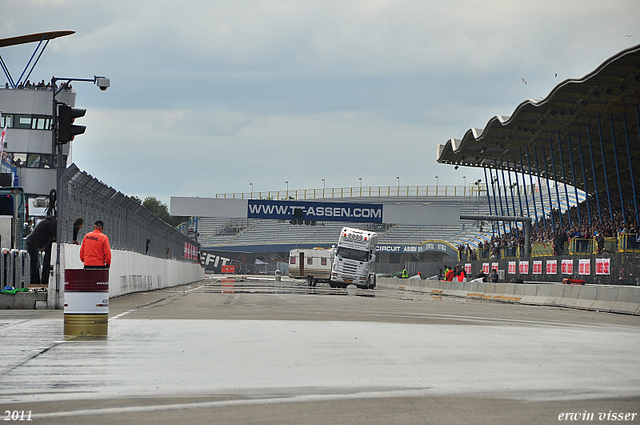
[341,263,358,275]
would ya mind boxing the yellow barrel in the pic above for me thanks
[64,313,108,338]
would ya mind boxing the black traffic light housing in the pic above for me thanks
[57,103,86,144]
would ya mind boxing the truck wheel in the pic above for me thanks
[329,281,337,288]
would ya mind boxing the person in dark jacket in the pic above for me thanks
[72,218,84,245]
[25,216,57,285]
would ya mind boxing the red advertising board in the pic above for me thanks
[533,261,542,275]
[546,260,557,275]
[483,263,490,274]
[595,258,610,275]
[578,259,590,275]
[561,259,573,275]
[221,265,236,274]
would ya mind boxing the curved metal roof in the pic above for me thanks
[437,43,640,197]
[0,31,74,48]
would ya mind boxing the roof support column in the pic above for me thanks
[529,146,545,230]
[548,139,564,228]
[493,162,506,234]
[506,158,520,237]
[566,132,581,226]
[499,160,513,234]
[525,147,539,232]
[587,125,603,221]
[519,151,533,225]
[624,109,639,224]
[489,167,503,235]
[610,114,626,224]
[597,116,614,222]
[576,132,592,225]
[483,167,495,237]
[556,132,572,227]
[539,147,556,229]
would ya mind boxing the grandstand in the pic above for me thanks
[196,187,487,254]
[196,180,583,254]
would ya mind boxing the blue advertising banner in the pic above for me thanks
[247,200,384,223]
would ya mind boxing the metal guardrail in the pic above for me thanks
[215,184,496,200]
[60,164,198,261]
[0,249,30,289]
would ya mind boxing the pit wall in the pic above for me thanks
[47,244,205,309]
[377,277,640,315]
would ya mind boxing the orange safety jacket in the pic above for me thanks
[80,229,111,267]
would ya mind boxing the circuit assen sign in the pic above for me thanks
[247,200,383,223]
[377,242,457,258]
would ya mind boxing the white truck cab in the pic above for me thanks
[330,227,378,289]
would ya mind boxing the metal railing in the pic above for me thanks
[60,164,198,261]
[216,184,492,200]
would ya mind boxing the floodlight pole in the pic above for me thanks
[51,75,108,309]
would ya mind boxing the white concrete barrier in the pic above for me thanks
[47,244,205,309]
[590,285,618,313]
[517,284,538,305]
[573,286,598,311]
[546,284,567,307]
[377,277,640,315]
[557,285,581,308]
[467,281,486,299]
[512,283,525,302]
[610,286,640,315]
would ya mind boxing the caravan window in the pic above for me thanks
[307,257,313,265]
[321,258,327,266]
[290,257,296,264]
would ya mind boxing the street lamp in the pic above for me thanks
[435,176,439,195]
[463,176,467,196]
[52,74,109,309]
[396,176,400,195]
[249,182,253,197]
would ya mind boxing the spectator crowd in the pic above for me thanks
[460,190,639,259]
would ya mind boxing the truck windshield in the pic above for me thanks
[336,247,369,262]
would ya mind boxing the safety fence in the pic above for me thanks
[60,164,199,262]
[461,234,640,261]
[401,252,640,286]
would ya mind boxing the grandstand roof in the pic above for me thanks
[437,44,640,196]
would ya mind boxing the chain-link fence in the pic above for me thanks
[59,164,198,261]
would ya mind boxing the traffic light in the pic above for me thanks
[57,103,86,144]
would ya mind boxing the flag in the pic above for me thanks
[0,121,6,162]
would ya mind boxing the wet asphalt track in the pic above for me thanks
[1,276,639,425]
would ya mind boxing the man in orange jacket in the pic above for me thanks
[80,220,111,269]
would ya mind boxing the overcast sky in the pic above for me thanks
[1,0,638,204]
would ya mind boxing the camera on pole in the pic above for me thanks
[57,103,86,144]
